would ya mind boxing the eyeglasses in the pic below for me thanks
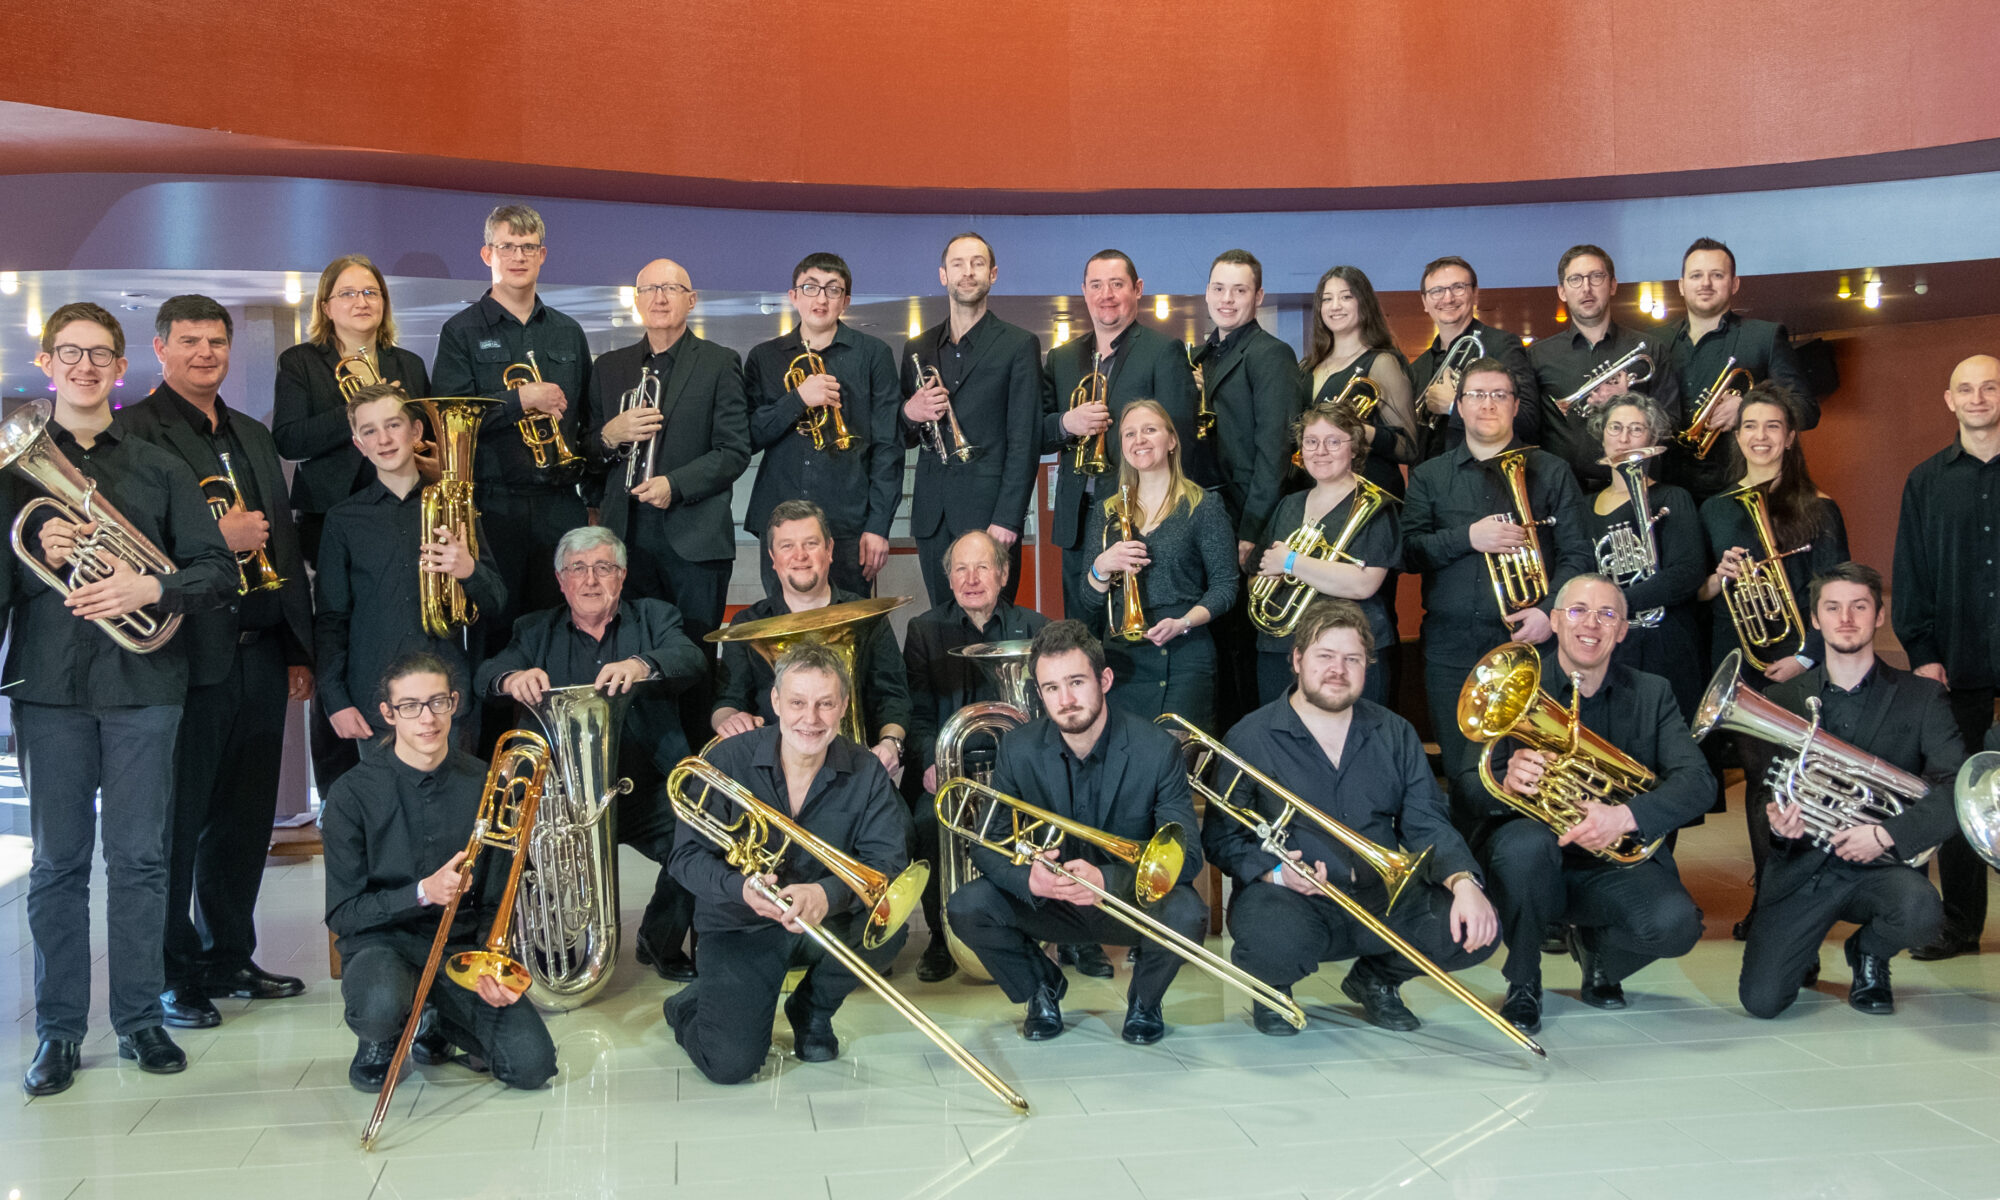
[793,282,848,299]
[1559,605,1625,627]
[1562,270,1610,289]
[1298,435,1352,453]
[50,345,119,367]
[1602,421,1654,440]
[332,288,382,302]
[388,693,458,718]
[1421,282,1472,301]
[635,283,692,299]
[560,562,625,580]
[1461,389,1515,406]
[488,242,545,259]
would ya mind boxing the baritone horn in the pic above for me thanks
[198,451,285,595]
[0,398,182,653]
[1594,445,1668,629]
[504,351,583,470]
[911,355,975,464]
[1069,352,1110,474]
[1676,355,1756,459]
[1556,342,1654,416]
[1105,481,1149,641]
[417,395,496,638]
[1717,483,1810,670]
[1483,446,1554,616]
[1247,475,1398,638]
[787,346,854,451]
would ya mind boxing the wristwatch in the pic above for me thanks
[881,734,905,760]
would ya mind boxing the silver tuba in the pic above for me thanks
[1694,651,1936,867]
[932,640,1041,981]
[0,398,182,653]
[1593,445,1670,629]
[1954,751,2000,871]
[621,366,662,491]
[512,683,637,1010]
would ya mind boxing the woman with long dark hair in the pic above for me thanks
[1301,266,1416,498]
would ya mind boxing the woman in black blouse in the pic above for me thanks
[1301,266,1416,499]
[1250,402,1400,706]
[1083,400,1238,729]
[273,254,430,567]
[1581,395,1707,719]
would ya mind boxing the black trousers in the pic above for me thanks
[1425,656,1479,791]
[668,910,904,1085]
[163,634,289,991]
[1227,877,1495,989]
[1739,860,1944,1019]
[1477,819,1704,988]
[478,488,589,660]
[1932,686,1996,941]
[915,524,1024,611]
[946,876,1208,1007]
[340,934,557,1088]
[1106,626,1217,730]
[616,782,695,960]
[624,512,732,756]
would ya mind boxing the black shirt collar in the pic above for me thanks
[1092,321,1139,360]
[1448,436,1527,467]
[563,603,627,642]
[792,322,857,356]
[154,381,230,436]
[947,598,1012,637]
[51,416,123,452]
[1209,321,1256,354]
[386,747,452,789]
[940,310,992,350]
[1824,661,1882,697]
[1269,690,1380,748]
[1428,318,1489,355]
[476,289,547,328]
[749,725,859,780]
[1050,708,1116,766]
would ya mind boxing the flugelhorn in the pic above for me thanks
[1594,446,1668,629]
[620,366,662,491]
[1105,481,1150,642]
[1187,343,1216,441]
[1717,483,1810,671]
[934,775,1307,1030]
[1069,352,1110,474]
[1954,751,2000,871]
[667,754,1029,1113]
[911,354,975,463]
[0,398,182,654]
[1248,475,1398,638]
[1457,643,1663,865]
[1159,714,1545,1057]
[416,395,496,638]
[334,349,381,402]
[787,346,854,452]
[199,451,285,595]
[1418,331,1484,429]
[1676,355,1755,460]
[504,351,583,470]
[1482,446,1553,616]
[704,596,911,745]
[1555,343,1653,416]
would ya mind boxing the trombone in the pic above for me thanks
[1247,475,1398,638]
[934,775,1308,1030]
[910,355,975,464]
[1104,482,1150,642]
[198,451,286,595]
[1554,343,1653,416]
[787,347,855,452]
[504,351,583,470]
[666,755,1029,1114]
[1159,714,1545,1057]
[1068,353,1110,474]
[1718,483,1811,670]
[1417,332,1484,429]
[1482,446,1554,616]
[1676,355,1755,460]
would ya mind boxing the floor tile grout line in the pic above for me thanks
[1913,1099,2000,1143]
[1863,1147,1966,1197]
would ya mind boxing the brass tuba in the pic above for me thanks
[1694,651,1935,867]
[1954,751,2000,871]
[1676,355,1756,460]
[504,351,583,470]
[0,399,182,654]
[416,395,496,638]
[1594,445,1669,629]
[199,451,286,595]
[1717,483,1811,670]
[1248,475,1398,638]
[1104,481,1150,641]
[911,355,976,464]
[1457,643,1663,865]
[787,346,855,452]
[1482,446,1553,616]
[512,684,638,1011]
[1068,352,1110,474]
[704,596,911,745]
[620,366,662,491]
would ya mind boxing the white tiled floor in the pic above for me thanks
[5,802,2000,1200]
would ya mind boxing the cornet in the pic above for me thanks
[1418,332,1484,429]
[334,349,381,402]
[504,351,583,470]
[1717,483,1810,670]
[1676,355,1755,459]
[1482,446,1553,616]
[1555,342,1653,416]
[199,451,286,595]
[1594,446,1668,628]
[910,354,975,464]
[787,346,855,452]
[1247,476,1398,638]
[1068,353,1109,474]
[1105,482,1150,641]
[1187,342,1216,441]
[620,366,662,491]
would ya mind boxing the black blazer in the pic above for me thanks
[116,388,314,687]
[587,334,751,565]
[1406,319,1539,460]
[1197,323,1307,543]
[899,315,1049,540]
[1042,323,1212,549]
[272,342,431,515]
[743,323,903,540]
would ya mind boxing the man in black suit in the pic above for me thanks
[900,233,1049,608]
[1043,250,1206,631]
[1736,564,1965,1018]
[117,294,316,1030]
[945,620,1208,1045]
[1408,256,1539,461]
[589,258,752,751]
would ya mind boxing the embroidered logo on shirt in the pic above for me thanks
[478,339,503,350]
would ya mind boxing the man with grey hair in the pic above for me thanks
[475,525,707,980]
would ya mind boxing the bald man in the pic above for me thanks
[589,258,752,751]
[1892,353,2000,961]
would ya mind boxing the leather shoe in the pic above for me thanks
[1252,989,1299,1037]
[205,964,305,1000]
[409,1007,455,1067]
[117,1027,187,1074]
[1121,1001,1166,1045]
[784,987,840,1063]
[1732,915,1752,942]
[635,936,698,982]
[1021,980,1066,1041]
[1501,983,1543,1035]
[917,934,958,983]
[1908,934,1979,962]
[1541,923,1571,955]
[1058,943,1114,979]
[1846,936,1895,1015]
[348,1038,402,1092]
[1569,928,1626,1010]
[1125,943,1145,971]
[23,1039,80,1096]
[1340,968,1420,1032]
[160,987,221,1029]
[1801,959,1821,989]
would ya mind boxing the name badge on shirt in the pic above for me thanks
[478,338,503,351]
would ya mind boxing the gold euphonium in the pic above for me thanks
[1247,475,1398,638]
[1676,355,1756,459]
[504,351,582,470]
[1718,483,1811,670]
[416,395,495,638]
[0,399,182,653]
[1105,481,1150,641]
[786,346,854,451]
[1456,643,1663,865]
[1069,352,1110,474]
[1482,446,1552,616]
[198,451,286,595]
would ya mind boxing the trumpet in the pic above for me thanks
[334,349,381,402]
[1594,446,1668,629]
[1160,714,1545,1057]
[0,399,181,653]
[1555,342,1654,416]
[1069,353,1110,474]
[667,755,1029,1113]
[417,395,495,638]
[1104,482,1150,641]
[1418,332,1484,429]
[363,731,551,1150]
[910,355,975,463]
[1717,483,1810,670]
[1482,446,1554,616]
[1188,342,1215,441]
[1248,476,1398,638]
[934,775,1308,1030]
[1457,643,1663,865]
[198,451,286,595]
[504,351,583,471]
[787,347,855,452]
[620,366,662,491]
[1676,356,1755,460]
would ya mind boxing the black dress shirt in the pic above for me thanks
[669,727,909,934]
[323,747,502,950]
[1196,321,1307,542]
[432,291,595,494]
[1893,440,2000,687]
[2,418,236,707]
[1206,696,1478,906]
[710,588,912,740]
[1698,490,1847,667]
[272,341,431,515]
[1656,311,1816,501]
[1529,322,1669,487]
[1079,490,1238,624]
[742,323,903,541]
[1402,440,1593,667]
[1308,347,1415,497]
[1406,320,1539,459]
[1254,485,1402,657]
[902,599,1051,773]
[900,312,1049,539]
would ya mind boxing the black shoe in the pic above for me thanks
[1801,959,1821,989]
[1569,928,1627,1010]
[1121,1001,1166,1045]
[348,1038,402,1092]
[1058,943,1114,979]
[23,1039,79,1096]
[636,937,700,982]
[1846,936,1895,1015]
[204,964,305,1000]
[1252,989,1299,1037]
[1541,923,1571,955]
[917,934,958,983]
[1732,916,1752,942]
[1340,969,1420,1032]
[1908,934,1979,962]
[1125,943,1145,971]
[1500,983,1543,1035]
[116,1027,187,1074]
[160,987,221,1029]
[1021,981,1066,1041]
[409,1007,454,1067]
[784,988,839,1063]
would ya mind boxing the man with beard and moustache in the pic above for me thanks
[1737,564,1965,1018]
[945,620,1208,1045]
[1207,599,1499,1037]
[1530,246,1674,488]
[1407,256,1538,461]
[1462,575,1713,1035]
[900,233,1048,609]
[1893,354,2000,961]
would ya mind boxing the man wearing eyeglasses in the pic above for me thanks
[1457,574,1713,1035]
[1530,246,1673,487]
[1407,256,1538,461]
[743,253,903,599]
[475,526,707,980]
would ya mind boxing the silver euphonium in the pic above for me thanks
[1694,651,1936,868]
[1594,445,1670,629]
[512,683,638,1010]
[621,367,662,491]
[933,640,1041,981]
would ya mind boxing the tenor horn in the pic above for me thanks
[1593,446,1669,629]
[1717,483,1811,671]
[1482,446,1553,616]
[1247,475,1398,639]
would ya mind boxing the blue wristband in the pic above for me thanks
[1283,550,1298,575]
[1090,564,1108,583]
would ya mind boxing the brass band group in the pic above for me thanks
[13,203,2000,1133]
